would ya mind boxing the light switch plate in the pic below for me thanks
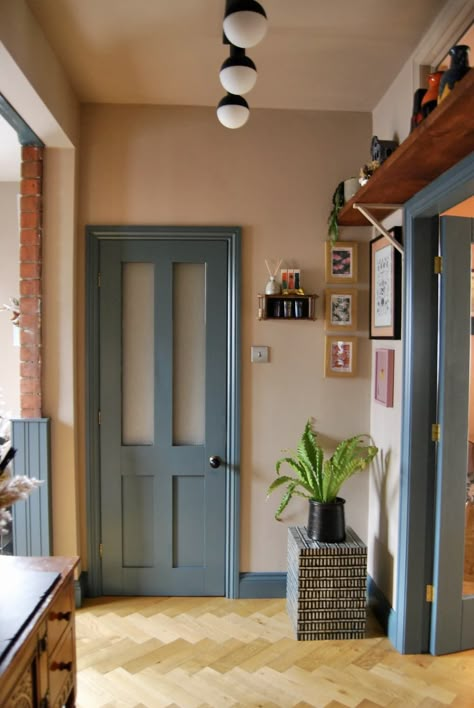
[251,345,269,363]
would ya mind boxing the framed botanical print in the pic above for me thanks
[369,228,402,339]
[325,288,358,331]
[324,336,357,377]
[325,241,358,284]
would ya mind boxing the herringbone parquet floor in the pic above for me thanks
[76,596,474,708]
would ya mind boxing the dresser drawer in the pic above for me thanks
[48,624,75,708]
[47,578,74,651]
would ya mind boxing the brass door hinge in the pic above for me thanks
[434,256,443,274]
[426,584,434,602]
[99,543,103,559]
[431,423,441,442]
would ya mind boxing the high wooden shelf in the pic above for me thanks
[338,69,474,227]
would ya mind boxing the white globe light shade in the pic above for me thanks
[223,1,267,48]
[219,56,257,95]
[217,94,250,129]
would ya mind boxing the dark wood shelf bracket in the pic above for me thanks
[353,203,404,255]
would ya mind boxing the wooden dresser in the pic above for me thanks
[0,556,79,707]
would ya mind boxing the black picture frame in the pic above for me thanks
[369,227,402,340]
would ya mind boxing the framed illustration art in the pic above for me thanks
[325,241,358,284]
[374,348,394,407]
[324,336,357,377]
[369,227,402,339]
[325,288,358,331]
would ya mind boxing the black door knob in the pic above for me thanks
[209,456,222,469]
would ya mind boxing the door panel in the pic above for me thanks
[99,239,228,595]
[431,216,474,654]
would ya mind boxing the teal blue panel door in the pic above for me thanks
[430,216,474,653]
[99,238,228,595]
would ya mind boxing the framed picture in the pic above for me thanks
[369,228,402,339]
[325,242,358,284]
[324,336,357,377]
[374,348,394,407]
[325,288,358,331]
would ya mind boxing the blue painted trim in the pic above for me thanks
[85,226,241,599]
[397,152,474,654]
[0,94,43,146]
[367,575,397,645]
[239,572,287,598]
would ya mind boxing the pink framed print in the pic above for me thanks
[374,348,394,406]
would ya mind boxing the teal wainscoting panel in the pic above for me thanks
[11,418,51,555]
[239,572,287,598]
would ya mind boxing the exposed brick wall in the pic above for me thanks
[19,146,43,418]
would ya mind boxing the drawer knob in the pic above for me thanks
[51,660,73,672]
[49,610,72,622]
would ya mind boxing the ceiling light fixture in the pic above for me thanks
[219,45,257,95]
[223,0,268,49]
[216,93,250,129]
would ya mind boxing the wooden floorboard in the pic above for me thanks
[76,597,474,708]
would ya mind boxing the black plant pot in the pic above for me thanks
[307,498,346,543]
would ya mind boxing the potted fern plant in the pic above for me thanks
[267,419,378,542]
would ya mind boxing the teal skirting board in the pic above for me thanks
[239,572,287,598]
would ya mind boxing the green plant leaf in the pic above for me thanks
[267,419,378,514]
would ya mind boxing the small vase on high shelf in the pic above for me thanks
[421,71,444,118]
[438,44,470,103]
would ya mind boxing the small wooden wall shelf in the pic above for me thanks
[338,70,474,227]
[258,293,317,320]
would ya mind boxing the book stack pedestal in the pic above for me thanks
[287,526,367,640]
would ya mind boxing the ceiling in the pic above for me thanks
[0,0,453,180]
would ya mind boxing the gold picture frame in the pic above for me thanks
[325,241,358,284]
[324,336,358,377]
[324,288,358,331]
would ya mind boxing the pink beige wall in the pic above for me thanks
[0,1,80,558]
[77,104,372,571]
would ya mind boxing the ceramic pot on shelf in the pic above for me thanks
[438,44,470,103]
[410,87,427,131]
[421,71,444,118]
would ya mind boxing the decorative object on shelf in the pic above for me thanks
[343,177,359,203]
[438,44,470,104]
[421,70,444,117]
[374,348,395,407]
[266,418,377,542]
[359,159,380,186]
[327,181,344,243]
[217,1,268,128]
[325,241,358,284]
[324,335,357,377]
[280,268,301,291]
[370,136,398,164]
[369,227,402,339]
[410,87,427,132]
[264,258,282,294]
[324,288,358,331]
[257,293,317,320]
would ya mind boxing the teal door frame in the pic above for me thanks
[395,152,474,653]
[85,225,241,598]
